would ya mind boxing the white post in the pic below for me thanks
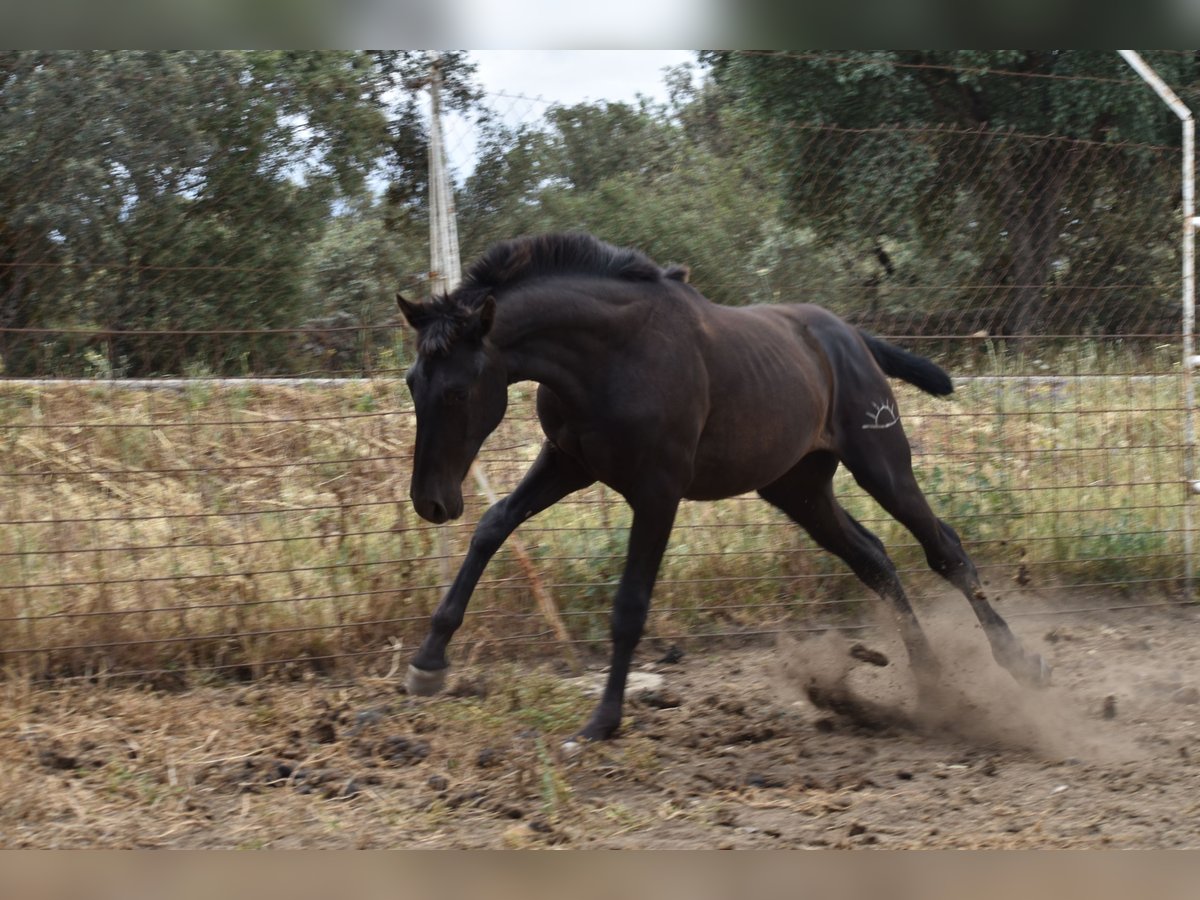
[428,56,462,297]
[422,56,577,659]
[427,55,460,587]
[1118,50,1196,599]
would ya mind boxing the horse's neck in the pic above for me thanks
[492,286,638,401]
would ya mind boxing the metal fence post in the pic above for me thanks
[1118,50,1196,601]
[427,55,457,590]
[425,56,577,663]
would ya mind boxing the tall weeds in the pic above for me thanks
[0,343,1188,680]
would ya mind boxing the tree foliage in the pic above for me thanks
[0,50,477,375]
[0,51,1191,376]
[457,86,786,307]
[704,51,1198,335]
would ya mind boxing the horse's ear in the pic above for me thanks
[396,292,426,329]
[476,294,495,337]
[665,264,690,283]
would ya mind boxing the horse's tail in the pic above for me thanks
[859,330,954,397]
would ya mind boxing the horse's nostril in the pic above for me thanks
[414,497,449,524]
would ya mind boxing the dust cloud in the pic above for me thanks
[775,601,1146,763]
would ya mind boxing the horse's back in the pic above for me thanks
[699,300,881,396]
[761,302,900,393]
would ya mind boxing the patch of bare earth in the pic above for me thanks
[3,601,1200,848]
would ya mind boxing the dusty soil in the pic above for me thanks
[4,600,1200,848]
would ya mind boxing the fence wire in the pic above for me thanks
[0,51,1194,681]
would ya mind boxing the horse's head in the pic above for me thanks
[396,291,508,524]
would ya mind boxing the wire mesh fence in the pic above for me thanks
[0,51,1194,682]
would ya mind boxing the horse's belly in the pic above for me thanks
[684,419,826,501]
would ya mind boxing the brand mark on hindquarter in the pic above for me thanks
[863,400,899,430]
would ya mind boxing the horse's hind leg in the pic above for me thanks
[407,442,594,695]
[758,452,941,684]
[839,433,1050,688]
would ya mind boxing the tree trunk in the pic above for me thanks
[990,141,1079,339]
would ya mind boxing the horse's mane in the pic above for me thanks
[413,233,678,355]
[462,232,666,297]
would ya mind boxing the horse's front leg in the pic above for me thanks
[575,494,679,741]
[407,442,593,695]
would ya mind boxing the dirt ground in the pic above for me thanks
[3,598,1200,848]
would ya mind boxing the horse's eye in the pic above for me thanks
[444,386,468,405]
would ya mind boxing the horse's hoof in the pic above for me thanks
[1029,654,1052,688]
[561,738,587,756]
[406,664,447,696]
[574,720,619,743]
[1015,653,1052,689]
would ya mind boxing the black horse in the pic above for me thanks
[396,232,1048,741]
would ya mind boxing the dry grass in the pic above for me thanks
[0,342,1190,680]
[5,605,1200,849]
[0,662,648,848]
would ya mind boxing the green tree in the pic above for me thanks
[705,51,1197,335]
[457,91,787,307]
[0,50,479,375]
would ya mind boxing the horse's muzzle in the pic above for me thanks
[412,492,463,524]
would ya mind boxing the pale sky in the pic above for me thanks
[471,50,697,106]
[448,0,720,49]
[443,50,699,177]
